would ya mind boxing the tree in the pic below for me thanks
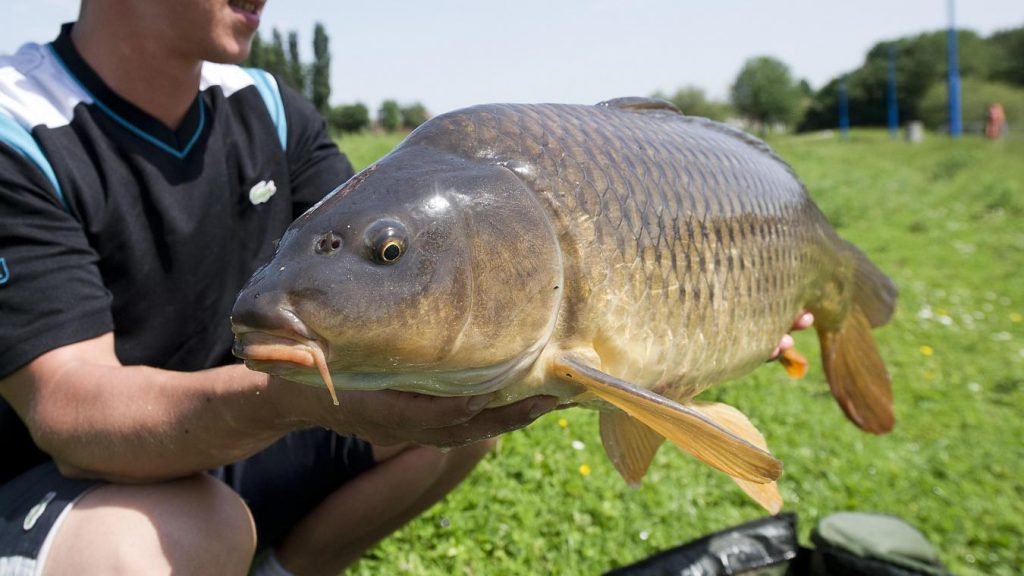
[265,29,287,80]
[328,103,370,133]
[378,100,402,132]
[730,56,800,132]
[400,103,429,129]
[247,33,264,68]
[799,27,1020,131]
[990,27,1024,86]
[286,32,306,97]
[311,23,331,114]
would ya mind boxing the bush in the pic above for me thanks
[919,77,1024,134]
[653,86,733,121]
[378,100,402,132]
[400,103,430,129]
[327,103,370,134]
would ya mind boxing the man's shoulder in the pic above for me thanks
[0,42,86,131]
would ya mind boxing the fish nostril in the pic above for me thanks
[314,232,342,255]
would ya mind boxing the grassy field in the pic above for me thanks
[333,128,1024,575]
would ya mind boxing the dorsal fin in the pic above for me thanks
[597,97,682,115]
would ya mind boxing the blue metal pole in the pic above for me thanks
[947,0,962,137]
[839,76,850,140]
[887,45,899,139]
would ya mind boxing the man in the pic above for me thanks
[0,1,810,574]
[0,1,562,574]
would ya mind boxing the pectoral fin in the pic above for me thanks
[553,353,781,484]
[599,411,665,486]
[690,402,783,514]
[778,347,809,379]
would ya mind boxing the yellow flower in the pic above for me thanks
[919,345,934,357]
[1010,312,1023,323]
[558,418,569,428]
[579,464,592,476]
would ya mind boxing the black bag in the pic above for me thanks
[604,512,952,576]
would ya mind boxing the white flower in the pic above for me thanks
[249,180,277,205]
[571,440,585,451]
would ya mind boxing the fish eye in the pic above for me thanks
[365,218,408,265]
[380,240,403,262]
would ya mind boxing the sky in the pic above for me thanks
[3,1,1023,116]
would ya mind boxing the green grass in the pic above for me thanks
[334,129,1024,575]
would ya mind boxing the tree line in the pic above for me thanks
[243,25,429,134]
[655,24,1024,135]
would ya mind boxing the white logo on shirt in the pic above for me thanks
[23,491,57,531]
[249,180,277,205]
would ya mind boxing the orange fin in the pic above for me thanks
[553,354,781,483]
[691,402,783,514]
[818,306,894,434]
[778,347,808,379]
[599,411,665,486]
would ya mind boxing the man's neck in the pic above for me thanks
[71,14,202,130]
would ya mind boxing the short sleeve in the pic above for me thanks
[0,144,112,378]
[278,82,355,217]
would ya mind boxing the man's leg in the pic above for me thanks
[41,474,256,576]
[274,439,495,576]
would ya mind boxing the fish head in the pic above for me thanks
[231,146,563,398]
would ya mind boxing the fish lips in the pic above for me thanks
[232,330,323,373]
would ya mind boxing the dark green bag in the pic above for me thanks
[810,512,952,576]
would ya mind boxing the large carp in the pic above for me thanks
[231,98,897,512]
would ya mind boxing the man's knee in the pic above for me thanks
[43,474,255,576]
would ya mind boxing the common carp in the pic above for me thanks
[231,98,897,512]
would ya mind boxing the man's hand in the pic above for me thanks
[285,383,558,448]
[339,390,558,448]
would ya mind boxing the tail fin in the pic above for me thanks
[818,243,897,434]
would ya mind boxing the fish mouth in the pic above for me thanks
[233,329,340,405]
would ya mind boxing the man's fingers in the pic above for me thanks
[339,389,498,431]
[793,312,814,330]
[768,311,814,361]
[420,396,560,448]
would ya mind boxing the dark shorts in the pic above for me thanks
[0,429,374,572]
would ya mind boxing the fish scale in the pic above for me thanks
[423,103,828,398]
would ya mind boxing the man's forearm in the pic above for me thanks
[7,362,307,482]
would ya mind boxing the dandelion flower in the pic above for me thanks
[558,418,569,428]
[579,464,592,476]
[1010,312,1022,323]
[919,345,934,357]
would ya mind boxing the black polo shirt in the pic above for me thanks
[0,24,354,481]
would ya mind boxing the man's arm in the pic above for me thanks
[0,332,556,483]
[1,332,294,481]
